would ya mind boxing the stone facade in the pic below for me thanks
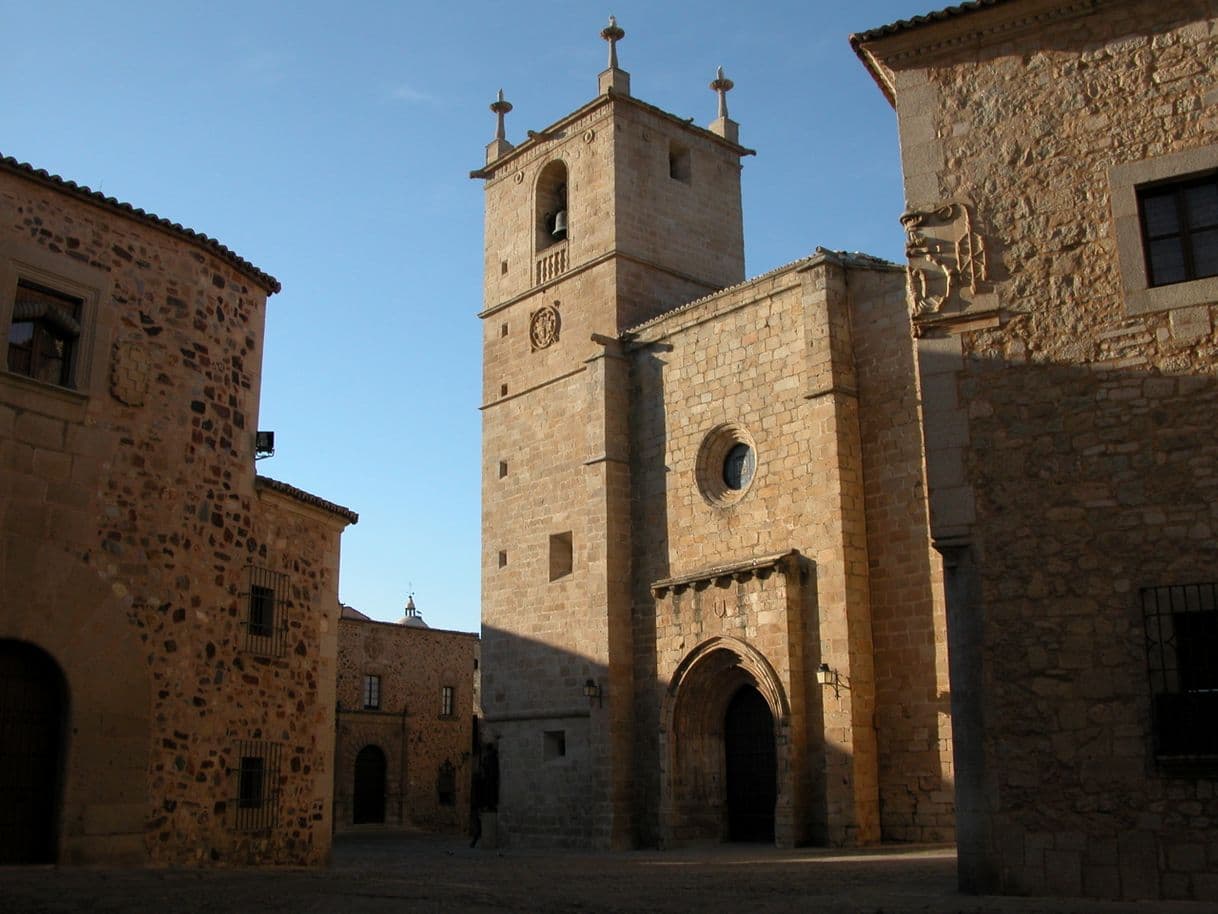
[477,49,951,849]
[0,157,357,865]
[333,607,479,833]
[855,0,1218,902]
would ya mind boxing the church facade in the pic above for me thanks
[475,27,952,850]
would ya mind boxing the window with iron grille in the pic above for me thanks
[440,685,454,718]
[1141,583,1218,768]
[437,760,456,806]
[244,566,289,657]
[232,740,281,831]
[363,674,381,710]
[1137,173,1218,287]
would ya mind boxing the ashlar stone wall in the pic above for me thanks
[858,0,1218,900]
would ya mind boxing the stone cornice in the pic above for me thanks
[851,0,1114,105]
[651,549,806,597]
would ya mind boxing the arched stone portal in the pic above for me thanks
[660,637,792,847]
[353,744,387,824]
[0,640,67,863]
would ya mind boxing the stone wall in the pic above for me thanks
[334,617,478,833]
[0,161,354,865]
[857,0,1218,900]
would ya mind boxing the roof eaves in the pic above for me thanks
[255,475,359,525]
[0,154,282,294]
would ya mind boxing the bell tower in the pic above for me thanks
[474,19,752,848]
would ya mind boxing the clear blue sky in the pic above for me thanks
[2,1,932,632]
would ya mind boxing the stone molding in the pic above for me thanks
[650,549,806,598]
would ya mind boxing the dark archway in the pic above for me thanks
[0,640,67,863]
[352,745,387,824]
[724,685,777,842]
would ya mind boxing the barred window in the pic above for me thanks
[232,740,281,831]
[1142,583,1218,767]
[440,685,454,718]
[363,674,381,710]
[437,760,456,806]
[244,566,289,657]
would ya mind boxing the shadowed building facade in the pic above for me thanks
[854,0,1218,902]
[475,23,953,851]
[0,155,356,865]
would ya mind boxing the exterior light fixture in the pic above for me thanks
[583,678,602,707]
[255,430,275,461]
[816,662,842,699]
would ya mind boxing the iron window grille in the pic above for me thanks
[1137,172,1218,287]
[437,760,456,806]
[243,565,290,657]
[363,674,381,710]
[1141,583,1218,768]
[440,685,454,718]
[232,740,281,831]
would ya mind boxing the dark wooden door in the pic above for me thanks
[724,685,776,843]
[353,745,387,824]
[0,641,64,863]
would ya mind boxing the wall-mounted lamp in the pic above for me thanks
[583,678,602,708]
[816,662,843,699]
[255,430,275,461]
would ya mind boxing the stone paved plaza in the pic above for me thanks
[5,832,1218,913]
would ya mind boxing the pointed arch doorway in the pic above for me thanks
[0,640,67,863]
[353,745,387,824]
[661,637,790,847]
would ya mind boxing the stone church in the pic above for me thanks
[475,21,953,851]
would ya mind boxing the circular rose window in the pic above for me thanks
[696,424,758,506]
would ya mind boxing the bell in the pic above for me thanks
[552,208,568,240]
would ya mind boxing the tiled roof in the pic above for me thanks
[0,154,281,294]
[849,0,1014,45]
[255,475,359,524]
[622,248,899,337]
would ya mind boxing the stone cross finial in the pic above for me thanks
[710,66,734,119]
[490,89,513,142]
[601,16,625,70]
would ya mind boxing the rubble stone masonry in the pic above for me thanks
[0,160,355,865]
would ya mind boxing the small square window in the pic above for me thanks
[543,730,566,760]
[441,685,454,717]
[363,674,381,710]
[1137,175,1218,287]
[669,142,691,183]
[498,460,508,479]
[1110,144,1218,315]
[549,531,572,581]
[7,281,82,388]
[498,550,507,568]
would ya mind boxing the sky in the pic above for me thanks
[2,0,935,633]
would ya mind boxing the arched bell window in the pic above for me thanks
[536,160,568,251]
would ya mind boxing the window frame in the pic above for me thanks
[0,241,105,403]
[440,684,454,718]
[244,565,290,657]
[1141,583,1218,773]
[1110,143,1218,315]
[363,673,381,710]
[232,740,281,831]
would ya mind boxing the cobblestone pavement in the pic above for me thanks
[5,831,1218,913]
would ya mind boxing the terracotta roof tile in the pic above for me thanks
[0,154,281,294]
[255,475,359,524]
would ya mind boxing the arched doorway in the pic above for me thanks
[661,637,789,846]
[0,640,66,863]
[724,685,776,842]
[352,745,387,824]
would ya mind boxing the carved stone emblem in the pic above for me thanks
[530,303,561,350]
[900,202,990,320]
[110,339,150,406]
